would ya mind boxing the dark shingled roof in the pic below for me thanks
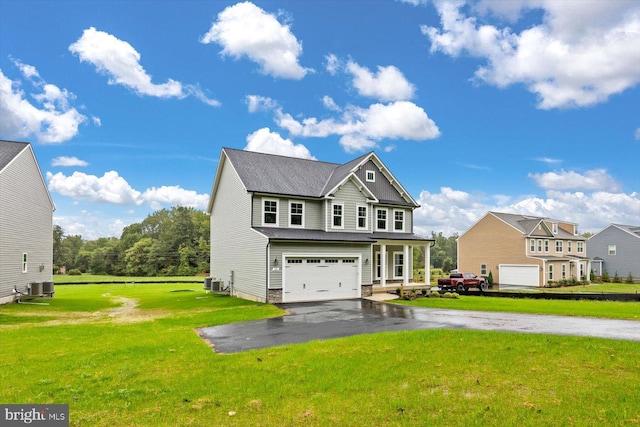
[0,140,29,172]
[254,227,432,243]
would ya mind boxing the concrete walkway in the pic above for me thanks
[197,299,640,353]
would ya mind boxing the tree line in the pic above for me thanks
[53,206,210,276]
[413,232,458,273]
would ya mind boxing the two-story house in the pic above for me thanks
[0,140,55,304]
[207,148,433,303]
[458,211,590,288]
[588,224,640,281]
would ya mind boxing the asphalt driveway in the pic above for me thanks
[197,299,640,353]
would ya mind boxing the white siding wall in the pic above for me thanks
[210,159,268,302]
[0,147,53,303]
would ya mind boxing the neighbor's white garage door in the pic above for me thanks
[499,265,539,288]
[283,257,359,302]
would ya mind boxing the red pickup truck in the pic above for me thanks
[437,272,488,292]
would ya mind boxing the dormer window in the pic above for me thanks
[366,170,375,182]
[552,223,558,234]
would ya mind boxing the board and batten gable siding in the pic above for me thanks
[210,158,268,302]
[355,159,407,205]
[459,214,542,285]
[326,179,370,232]
[588,226,640,279]
[0,146,53,303]
[268,242,372,289]
[252,196,324,230]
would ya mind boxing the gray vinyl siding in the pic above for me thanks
[588,227,640,279]
[355,159,407,205]
[210,159,268,301]
[252,196,324,230]
[326,180,369,232]
[268,242,372,289]
[0,147,53,302]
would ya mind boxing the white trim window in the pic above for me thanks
[577,242,584,253]
[263,199,279,226]
[567,241,572,253]
[366,170,375,182]
[393,210,405,232]
[548,264,553,281]
[376,208,388,231]
[537,239,543,252]
[356,204,368,230]
[561,264,566,279]
[530,239,535,252]
[552,223,558,234]
[375,252,381,279]
[608,245,616,256]
[393,252,404,278]
[332,202,344,229]
[544,240,549,253]
[22,253,28,273]
[480,264,487,275]
[289,201,304,228]
[556,240,563,253]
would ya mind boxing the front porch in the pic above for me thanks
[371,240,431,292]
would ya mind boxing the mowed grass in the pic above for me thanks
[53,274,203,283]
[396,295,640,320]
[1,285,639,426]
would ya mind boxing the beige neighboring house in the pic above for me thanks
[458,212,590,288]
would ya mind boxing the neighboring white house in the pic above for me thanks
[588,224,640,281]
[207,148,433,303]
[0,140,55,304]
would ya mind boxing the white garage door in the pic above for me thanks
[499,265,539,288]
[283,256,360,302]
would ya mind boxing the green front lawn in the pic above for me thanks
[2,284,639,426]
[53,274,203,284]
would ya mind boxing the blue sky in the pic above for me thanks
[1,0,639,239]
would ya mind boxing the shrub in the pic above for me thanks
[68,268,82,275]
[590,270,595,282]
[442,292,459,299]
[487,271,494,285]
[613,272,621,283]
[430,291,440,298]
[626,273,635,284]
[602,270,610,282]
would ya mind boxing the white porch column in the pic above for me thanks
[380,244,387,288]
[425,244,430,286]
[403,245,410,286]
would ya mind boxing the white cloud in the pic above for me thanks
[0,65,87,143]
[274,101,440,153]
[414,186,640,236]
[92,116,102,127]
[47,170,143,205]
[534,157,562,164]
[322,95,341,112]
[246,95,278,112]
[51,156,89,167]
[245,127,316,159]
[325,53,341,75]
[53,212,131,240]
[346,61,416,102]
[635,128,640,140]
[69,27,184,98]
[201,2,311,80]
[142,186,209,210]
[528,169,621,192]
[422,0,640,109]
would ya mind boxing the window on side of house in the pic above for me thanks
[577,242,584,253]
[366,170,375,182]
[289,201,304,227]
[375,252,381,279]
[332,203,344,228]
[567,241,572,253]
[552,223,558,234]
[22,253,28,273]
[356,205,368,230]
[480,264,487,275]
[544,240,549,252]
[393,210,404,232]
[556,240,563,252]
[530,239,535,252]
[548,264,553,281]
[263,199,278,226]
[608,245,616,255]
[376,208,388,231]
[537,239,543,252]
[561,264,566,279]
[393,252,404,278]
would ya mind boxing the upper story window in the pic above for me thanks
[555,240,563,252]
[552,223,558,234]
[608,245,617,256]
[530,239,535,252]
[332,203,344,229]
[366,170,375,182]
[567,241,572,253]
[537,239,542,252]
[544,240,549,252]
[22,253,28,273]
[263,199,278,226]
[574,226,579,236]
[393,210,405,232]
[577,241,584,253]
[289,201,304,228]
[376,208,388,231]
[357,205,368,230]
